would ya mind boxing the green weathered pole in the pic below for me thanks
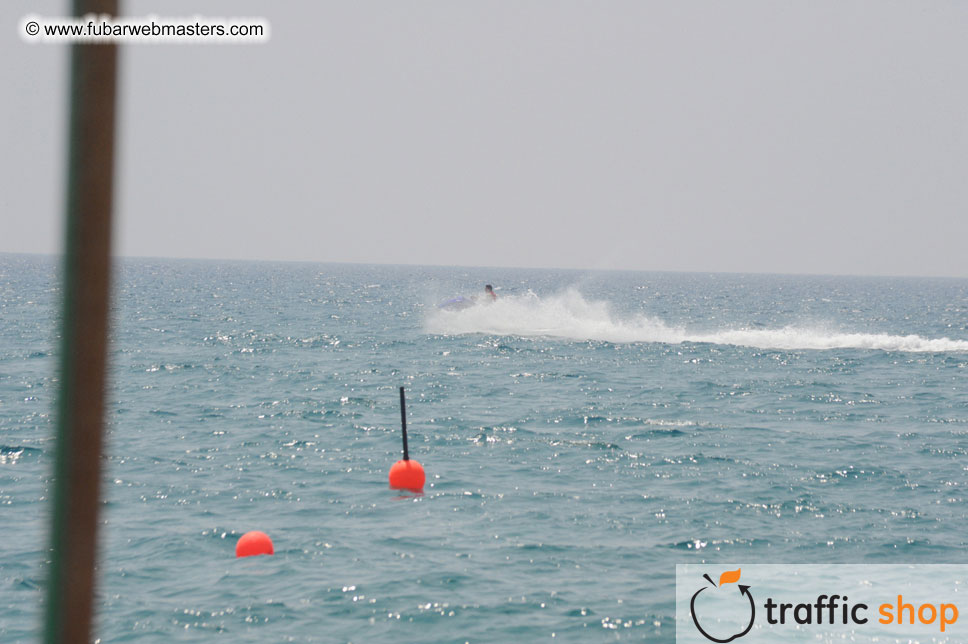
[45,1,118,642]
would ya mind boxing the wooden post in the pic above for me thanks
[45,1,119,642]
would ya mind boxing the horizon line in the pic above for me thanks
[1,250,966,281]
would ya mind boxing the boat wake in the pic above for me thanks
[424,288,968,353]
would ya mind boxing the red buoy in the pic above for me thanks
[389,458,425,491]
[390,387,426,492]
[236,531,274,558]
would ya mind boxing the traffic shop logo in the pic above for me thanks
[689,569,755,643]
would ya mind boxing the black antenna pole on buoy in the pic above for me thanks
[399,386,409,461]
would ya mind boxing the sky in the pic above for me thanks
[3,1,967,277]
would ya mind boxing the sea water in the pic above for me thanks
[1,254,967,642]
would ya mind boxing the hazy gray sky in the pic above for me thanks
[4,1,967,277]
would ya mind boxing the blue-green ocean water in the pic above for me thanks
[2,254,968,642]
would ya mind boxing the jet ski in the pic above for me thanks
[437,296,476,311]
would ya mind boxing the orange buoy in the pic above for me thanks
[390,386,426,492]
[236,531,274,558]
[389,458,425,491]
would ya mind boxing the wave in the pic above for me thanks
[424,289,968,353]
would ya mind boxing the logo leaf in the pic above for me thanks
[718,568,741,586]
